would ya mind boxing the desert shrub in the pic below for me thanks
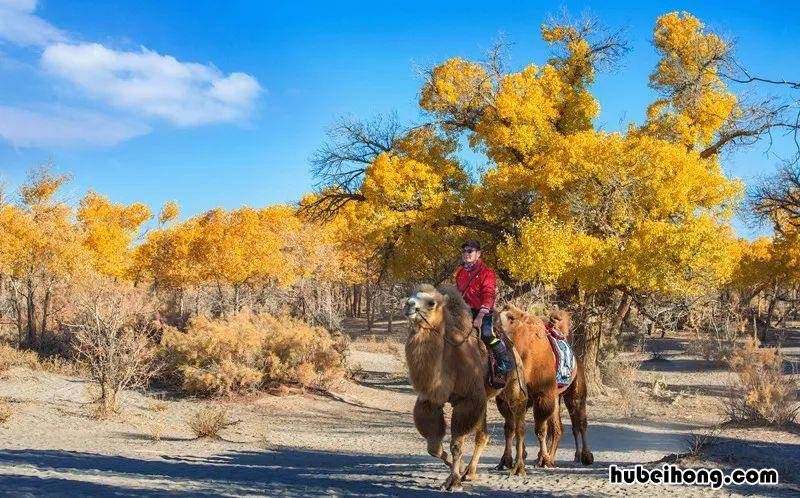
[723,338,798,426]
[685,338,737,365]
[187,406,232,438]
[160,311,345,396]
[600,359,640,414]
[0,397,11,424]
[70,279,160,415]
[0,344,40,371]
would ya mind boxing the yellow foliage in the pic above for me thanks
[159,201,180,224]
[19,167,70,207]
[419,57,491,122]
[642,12,737,149]
[78,190,152,279]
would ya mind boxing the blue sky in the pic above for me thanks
[0,1,798,237]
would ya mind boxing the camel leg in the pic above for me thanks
[533,393,556,467]
[563,364,594,465]
[462,409,489,481]
[547,396,564,465]
[511,403,527,476]
[443,398,484,491]
[564,383,594,465]
[413,398,451,467]
[494,396,515,470]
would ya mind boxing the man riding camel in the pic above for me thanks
[455,239,513,374]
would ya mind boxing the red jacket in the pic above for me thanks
[455,259,497,312]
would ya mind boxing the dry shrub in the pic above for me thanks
[685,339,736,365]
[600,359,640,414]
[160,311,345,396]
[147,417,166,442]
[39,356,85,376]
[684,426,721,459]
[723,338,798,426]
[0,397,11,424]
[0,344,40,372]
[70,278,160,415]
[148,400,168,412]
[187,406,232,438]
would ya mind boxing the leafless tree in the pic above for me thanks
[300,114,403,221]
[70,280,160,415]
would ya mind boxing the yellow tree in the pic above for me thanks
[77,191,151,280]
[306,12,753,383]
[190,206,299,314]
[131,212,200,315]
[741,162,800,330]
[0,168,85,348]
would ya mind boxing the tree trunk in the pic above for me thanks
[215,282,225,318]
[365,284,374,334]
[26,283,37,349]
[573,318,601,391]
[178,288,185,318]
[41,287,51,346]
[612,293,632,336]
[13,295,24,347]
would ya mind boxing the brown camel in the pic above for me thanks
[495,304,593,468]
[403,284,528,491]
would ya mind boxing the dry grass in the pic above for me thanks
[148,400,168,412]
[722,338,798,426]
[0,397,12,424]
[351,336,401,357]
[684,426,722,459]
[147,417,166,442]
[187,406,234,439]
[685,336,738,365]
[40,356,86,377]
[0,344,40,372]
[90,402,119,420]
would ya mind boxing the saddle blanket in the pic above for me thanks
[546,324,575,388]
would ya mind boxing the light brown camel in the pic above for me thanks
[403,284,528,491]
[495,304,593,468]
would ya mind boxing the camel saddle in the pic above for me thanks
[545,322,576,389]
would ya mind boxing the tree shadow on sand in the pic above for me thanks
[0,447,589,497]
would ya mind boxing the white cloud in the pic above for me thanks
[0,1,263,148]
[42,43,262,126]
[0,0,65,47]
[0,104,150,147]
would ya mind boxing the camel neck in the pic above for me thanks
[405,325,444,395]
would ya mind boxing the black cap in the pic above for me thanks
[461,239,481,250]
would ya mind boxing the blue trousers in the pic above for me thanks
[470,308,498,346]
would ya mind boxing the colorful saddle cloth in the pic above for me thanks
[546,323,575,388]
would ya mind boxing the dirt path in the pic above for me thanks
[0,334,798,496]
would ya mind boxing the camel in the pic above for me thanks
[495,304,593,469]
[403,284,528,491]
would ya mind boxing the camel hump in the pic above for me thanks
[437,284,467,311]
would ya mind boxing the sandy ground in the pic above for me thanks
[0,322,798,497]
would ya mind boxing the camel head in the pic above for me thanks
[498,303,528,334]
[404,284,449,330]
[548,308,571,337]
